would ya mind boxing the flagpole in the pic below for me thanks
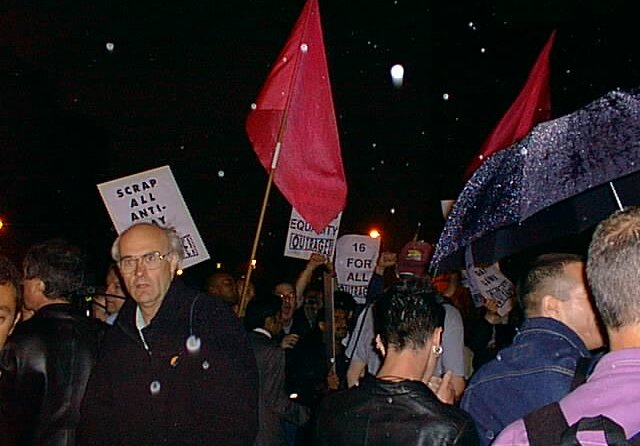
[238,18,311,318]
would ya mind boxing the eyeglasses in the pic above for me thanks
[119,251,172,274]
[276,292,296,301]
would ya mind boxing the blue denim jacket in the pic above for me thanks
[460,317,592,445]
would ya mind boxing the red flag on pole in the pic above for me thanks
[246,0,347,232]
[464,30,556,180]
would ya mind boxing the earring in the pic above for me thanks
[432,345,443,356]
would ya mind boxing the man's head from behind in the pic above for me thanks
[22,238,86,311]
[373,283,445,354]
[517,252,603,350]
[587,207,640,332]
[0,254,21,349]
[244,293,283,336]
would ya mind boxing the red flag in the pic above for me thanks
[464,31,556,180]
[246,0,347,232]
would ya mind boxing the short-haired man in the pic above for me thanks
[313,284,480,445]
[494,207,640,444]
[78,222,259,446]
[345,244,467,400]
[461,253,604,445]
[244,294,310,446]
[207,271,239,307]
[0,239,105,445]
[0,254,20,350]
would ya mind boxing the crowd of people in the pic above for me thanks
[1,206,640,445]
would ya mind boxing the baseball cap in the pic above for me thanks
[397,240,433,277]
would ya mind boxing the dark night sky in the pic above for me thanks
[0,0,637,287]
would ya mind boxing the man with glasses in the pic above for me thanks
[78,222,259,446]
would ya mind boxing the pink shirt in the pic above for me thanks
[494,348,640,445]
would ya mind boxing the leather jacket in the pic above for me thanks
[313,374,480,445]
[0,303,105,445]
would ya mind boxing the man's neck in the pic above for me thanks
[376,349,429,383]
[35,297,70,311]
[608,325,640,350]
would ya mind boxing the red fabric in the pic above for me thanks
[246,0,347,232]
[464,31,556,180]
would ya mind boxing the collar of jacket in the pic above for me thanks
[116,279,192,338]
[34,302,77,320]
[517,316,592,358]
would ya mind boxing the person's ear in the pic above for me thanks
[8,311,21,336]
[432,327,443,346]
[375,334,386,357]
[541,294,562,318]
[35,278,46,293]
[168,253,181,275]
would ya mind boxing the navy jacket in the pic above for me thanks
[461,317,593,445]
[77,279,259,446]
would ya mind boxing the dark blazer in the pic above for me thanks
[0,303,105,446]
[77,279,259,446]
[249,330,309,446]
[313,374,480,446]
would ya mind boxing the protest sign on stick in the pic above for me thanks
[97,165,210,269]
[335,234,381,305]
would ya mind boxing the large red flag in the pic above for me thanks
[246,0,347,232]
[464,31,556,180]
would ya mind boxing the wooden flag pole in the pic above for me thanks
[237,163,277,317]
[322,268,336,368]
[238,6,310,318]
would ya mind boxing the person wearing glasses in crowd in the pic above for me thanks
[78,222,259,446]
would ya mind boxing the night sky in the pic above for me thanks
[0,0,637,287]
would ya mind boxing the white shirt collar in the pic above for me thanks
[252,327,272,339]
[135,306,150,350]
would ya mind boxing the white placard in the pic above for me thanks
[464,246,513,313]
[335,234,381,304]
[283,208,341,260]
[97,165,210,269]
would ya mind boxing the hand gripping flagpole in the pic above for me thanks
[238,37,310,318]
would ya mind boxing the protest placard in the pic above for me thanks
[464,246,513,314]
[335,234,381,304]
[97,165,210,269]
[283,208,341,260]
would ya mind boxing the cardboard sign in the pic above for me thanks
[464,246,513,313]
[97,165,210,269]
[283,208,341,260]
[335,234,381,304]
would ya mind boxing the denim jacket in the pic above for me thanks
[460,317,592,445]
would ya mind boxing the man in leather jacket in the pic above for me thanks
[312,283,479,445]
[0,239,105,445]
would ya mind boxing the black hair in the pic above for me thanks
[244,293,282,331]
[373,282,445,351]
[23,238,86,301]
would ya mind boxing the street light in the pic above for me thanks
[369,229,381,239]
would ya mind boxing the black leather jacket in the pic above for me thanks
[313,374,480,445]
[0,303,105,445]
